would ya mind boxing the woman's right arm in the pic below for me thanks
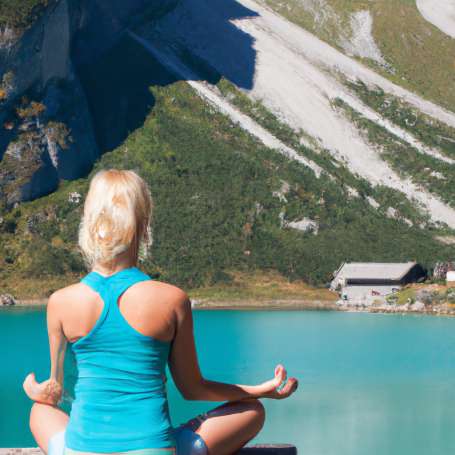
[23,293,65,405]
[167,293,298,402]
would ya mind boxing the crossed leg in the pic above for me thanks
[29,403,69,454]
[187,399,265,455]
[29,399,265,455]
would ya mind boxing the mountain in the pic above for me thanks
[1,0,455,298]
[263,0,455,112]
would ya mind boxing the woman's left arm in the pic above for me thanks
[23,294,66,405]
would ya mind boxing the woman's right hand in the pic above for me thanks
[23,372,63,405]
[260,365,298,399]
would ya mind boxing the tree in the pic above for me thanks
[17,98,46,128]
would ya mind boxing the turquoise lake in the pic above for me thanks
[2,308,455,454]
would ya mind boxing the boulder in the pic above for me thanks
[439,303,451,312]
[412,289,432,300]
[0,293,15,305]
[397,302,410,311]
[411,301,425,312]
[285,218,319,234]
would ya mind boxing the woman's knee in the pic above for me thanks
[30,402,44,433]
[29,402,69,447]
[243,399,266,430]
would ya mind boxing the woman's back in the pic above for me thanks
[24,170,297,455]
[62,268,181,452]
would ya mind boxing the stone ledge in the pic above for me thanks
[1,446,296,455]
[236,445,297,455]
[0,450,44,455]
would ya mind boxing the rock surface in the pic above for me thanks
[396,302,410,311]
[413,289,432,300]
[0,0,178,204]
[411,301,425,312]
[0,293,15,305]
[0,450,43,455]
[439,303,451,312]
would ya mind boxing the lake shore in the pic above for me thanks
[9,298,452,315]
[12,298,341,310]
[191,299,341,311]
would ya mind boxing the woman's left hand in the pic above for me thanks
[260,365,298,400]
[23,372,63,405]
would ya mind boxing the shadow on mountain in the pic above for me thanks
[141,0,258,90]
[202,0,259,20]
[76,34,178,155]
[75,0,258,155]
[69,0,180,65]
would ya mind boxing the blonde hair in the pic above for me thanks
[79,170,153,269]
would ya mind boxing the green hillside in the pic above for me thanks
[1,81,454,299]
[265,0,455,113]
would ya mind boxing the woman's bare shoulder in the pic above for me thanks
[134,280,190,310]
[48,283,99,310]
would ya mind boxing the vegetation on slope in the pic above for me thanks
[333,98,455,207]
[265,0,455,112]
[216,78,437,223]
[387,284,455,307]
[1,81,454,299]
[345,80,455,159]
[0,0,52,34]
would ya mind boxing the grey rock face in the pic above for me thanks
[0,0,128,203]
[0,131,59,204]
[69,0,178,65]
[412,289,432,301]
[42,0,71,87]
[42,78,99,181]
[0,73,98,203]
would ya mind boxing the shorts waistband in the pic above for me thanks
[65,447,176,455]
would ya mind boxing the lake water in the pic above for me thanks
[2,308,455,454]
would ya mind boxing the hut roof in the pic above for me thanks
[335,262,417,281]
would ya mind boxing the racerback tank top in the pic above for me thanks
[64,268,175,452]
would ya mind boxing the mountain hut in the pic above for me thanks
[330,262,425,297]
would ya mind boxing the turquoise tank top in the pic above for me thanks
[64,268,175,452]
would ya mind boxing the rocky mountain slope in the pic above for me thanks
[1,0,455,296]
[0,0,177,204]
[2,81,454,298]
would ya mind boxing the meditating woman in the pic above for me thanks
[23,170,298,455]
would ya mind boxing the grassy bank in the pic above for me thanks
[188,269,338,302]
